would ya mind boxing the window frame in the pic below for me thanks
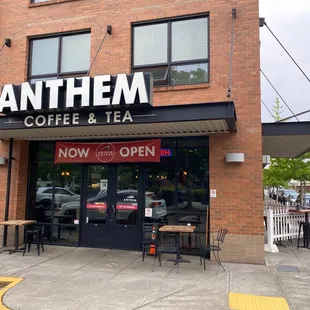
[28,30,91,82]
[131,13,210,87]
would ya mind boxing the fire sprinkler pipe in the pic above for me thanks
[2,138,13,247]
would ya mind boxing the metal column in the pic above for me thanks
[2,138,13,247]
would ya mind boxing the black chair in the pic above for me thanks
[35,205,50,240]
[23,225,44,256]
[156,232,180,274]
[199,229,228,271]
[297,222,310,249]
[141,223,159,262]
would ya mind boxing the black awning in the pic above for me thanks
[262,121,310,157]
[0,101,236,140]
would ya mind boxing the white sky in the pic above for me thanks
[259,0,310,122]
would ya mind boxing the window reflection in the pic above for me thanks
[86,165,108,224]
[27,143,81,246]
[145,140,176,224]
[116,165,139,225]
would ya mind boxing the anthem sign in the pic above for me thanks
[0,72,153,114]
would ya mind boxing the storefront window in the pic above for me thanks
[27,138,209,252]
[145,140,176,224]
[27,142,81,245]
[116,165,139,225]
[177,139,209,254]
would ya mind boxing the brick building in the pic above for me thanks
[0,0,263,263]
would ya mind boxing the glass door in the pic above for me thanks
[109,164,144,250]
[80,164,144,250]
[80,165,112,248]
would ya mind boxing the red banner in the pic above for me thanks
[55,139,161,164]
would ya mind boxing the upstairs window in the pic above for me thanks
[132,16,209,86]
[28,32,91,82]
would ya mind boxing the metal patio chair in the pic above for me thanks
[199,229,228,271]
[156,232,180,274]
[141,223,159,263]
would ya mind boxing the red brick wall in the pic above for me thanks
[0,0,263,259]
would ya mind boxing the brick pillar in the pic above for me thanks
[209,132,264,264]
[0,140,29,247]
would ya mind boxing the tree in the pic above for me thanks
[264,98,286,201]
[263,158,288,201]
[271,97,283,121]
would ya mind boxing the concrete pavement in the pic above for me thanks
[0,243,309,309]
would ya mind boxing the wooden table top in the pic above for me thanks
[0,220,36,226]
[289,209,310,214]
[159,225,196,233]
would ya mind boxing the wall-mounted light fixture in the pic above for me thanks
[0,38,11,53]
[263,155,270,167]
[226,153,245,163]
[4,38,11,47]
[0,157,8,165]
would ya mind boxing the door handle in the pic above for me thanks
[111,205,116,216]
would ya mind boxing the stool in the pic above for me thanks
[297,222,310,249]
[23,228,44,256]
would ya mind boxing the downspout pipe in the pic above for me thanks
[2,138,13,247]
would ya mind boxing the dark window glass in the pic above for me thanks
[27,144,82,246]
[29,32,90,81]
[116,165,139,225]
[38,142,55,160]
[145,140,176,225]
[132,16,209,86]
[86,165,109,224]
[177,138,209,255]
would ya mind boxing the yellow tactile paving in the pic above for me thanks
[0,277,23,310]
[229,292,290,310]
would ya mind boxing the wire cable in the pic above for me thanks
[278,109,310,122]
[260,69,299,122]
[264,22,310,83]
[261,99,277,122]
[0,43,6,53]
[87,32,108,76]
[227,8,237,98]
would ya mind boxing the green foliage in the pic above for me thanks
[264,154,310,188]
[272,97,283,121]
[263,158,288,188]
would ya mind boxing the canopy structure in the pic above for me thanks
[262,122,310,158]
[0,102,237,140]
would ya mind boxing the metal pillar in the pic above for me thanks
[3,138,13,247]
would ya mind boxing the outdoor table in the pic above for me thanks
[0,220,36,254]
[159,225,196,263]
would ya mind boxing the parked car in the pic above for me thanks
[278,189,298,203]
[36,187,80,209]
[58,190,167,221]
[296,194,310,205]
[288,193,299,204]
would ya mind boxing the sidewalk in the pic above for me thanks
[0,242,309,309]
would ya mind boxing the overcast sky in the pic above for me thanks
[259,0,310,122]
